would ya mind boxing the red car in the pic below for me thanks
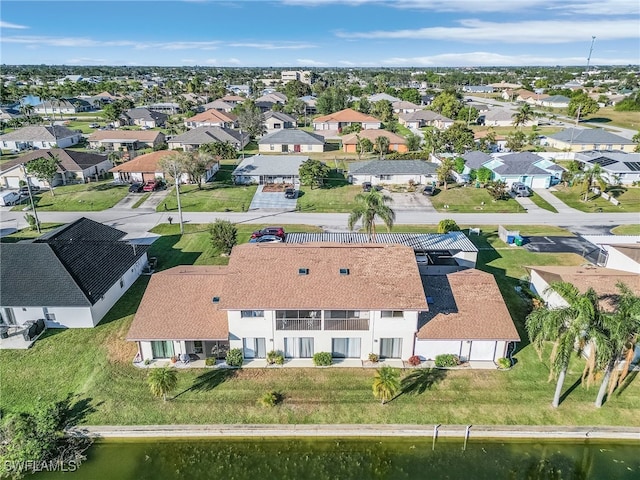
[143,180,161,192]
[251,226,285,240]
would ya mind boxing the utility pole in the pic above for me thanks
[585,36,596,75]
[21,164,40,233]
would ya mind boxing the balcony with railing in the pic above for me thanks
[323,317,370,331]
[276,318,321,331]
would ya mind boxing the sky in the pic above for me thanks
[1,0,639,67]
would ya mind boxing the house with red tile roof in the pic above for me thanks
[184,109,238,129]
[341,129,408,153]
[110,150,219,184]
[313,108,381,131]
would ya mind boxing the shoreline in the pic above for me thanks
[68,424,640,441]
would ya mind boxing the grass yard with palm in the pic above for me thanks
[552,185,640,213]
[430,185,526,213]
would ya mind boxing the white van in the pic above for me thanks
[0,191,21,206]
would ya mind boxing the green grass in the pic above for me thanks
[527,191,558,213]
[1,225,638,426]
[583,106,640,131]
[0,152,21,165]
[552,185,640,213]
[611,224,640,235]
[131,192,151,209]
[0,223,65,243]
[430,185,526,213]
[11,180,129,212]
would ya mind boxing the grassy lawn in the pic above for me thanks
[552,185,640,213]
[1,225,638,426]
[0,223,65,243]
[159,164,256,212]
[611,224,640,235]
[10,180,128,212]
[583,106,640,131]
[430,185,526,213]
[527,191,558,213]
[297,170,360,212]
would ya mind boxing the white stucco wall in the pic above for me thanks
[351,173,436,186]
[529,270,568,309]
[3,305,94,328]
[452,251,478,269]
[603,246,640,273]
[415,339,507,362]
[258,143,324,153]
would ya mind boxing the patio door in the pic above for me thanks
[243,337,266,359]
[284,337,314,358]
[1,308,16,325]
[380,338,402,359]
[332,338,361,358]
[151,341,174,359]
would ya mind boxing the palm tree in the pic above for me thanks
[374,136,390,160]
[372,366,400,405]
[594,282,640,408]
[348,189,395,241]
[526,282,604,408]
[573,162,610,202]
[147,367,178,402]
[512,104,534,129]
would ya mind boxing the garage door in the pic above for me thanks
[4,176,20,188]
[142,172,156,182]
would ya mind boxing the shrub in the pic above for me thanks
[259,391,283,408]
[313,352,332,366]
[407,355,421,366]
[205,357,216,366]
[368,353,379,363]
[496,357,511,369]
[437,219,460,234]
[208,219,238,255]
[266,350,285,365]
[435,354,460,367]
[225,348,244,367]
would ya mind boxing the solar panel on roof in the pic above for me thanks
[624,162,640,172]
[588,157,617,167]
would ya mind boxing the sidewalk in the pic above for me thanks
[67,424,640,440]
[532,188,583,214]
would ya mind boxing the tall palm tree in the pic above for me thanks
[372,366,400,405]
[374,136,390,160]
[348,189,395,241]
[573,162,610,202]
[594,282,640,408]
[147,367,178,402]
[512,104,534,129]
[526,282,604,408]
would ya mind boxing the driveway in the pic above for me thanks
[249,185,297,210]
[386,191,436,212]
[523,235,602,263]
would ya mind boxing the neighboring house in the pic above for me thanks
[255,92,287,105]
[87,130,166,151]
[227,85,250,96]
[415,269,520,362]
[148,103,180,115]
[313,108,381,131]
[481,109,525,127]
[490,82,521,90]
[299,95,317,115]
[34,98,92,115]
[462,85,495,94]
[184,109,237,129]
[368,93,401,103]
[580,235,640,272]
[348,160,437,186]
[167,126,246,152]
[398,110,453,130]
[0,125,81,151]
[232,154,308,185]
[435,151,493,182]
[263,111,297,131]
[544,128,637,153]
[201,99,235,113]
[0,218,148,329]
[484,152,564,188]
[219,95,245,106]
[56,74,83,84]
[123,108,168,128]
[538,95,571,108]
[110,150,218,184]
[258,129,325,153]
[573,151,640,184]
[91,91,119,104]
[392,101,422,114]
[128,243,428,362]
[341,129,409,153]
[0,149,112,188]
[0,107,23,122]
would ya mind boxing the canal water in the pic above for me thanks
[35,438,639,479]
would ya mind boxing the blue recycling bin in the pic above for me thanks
[506,235,515,244]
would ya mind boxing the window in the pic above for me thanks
[193,341,204,354]
[45,313,56,322]
[379,175,392,180]
[241,310,264,318]
[243,338,266,359]
[380,338,402,359]
[284,337,314,358]
[332,338,361,358]
[381,311,404,318]
[277,310,319,320]
[270,144,275,151]
[151,341,174,359]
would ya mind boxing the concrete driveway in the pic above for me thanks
[249,185,298,210]
[523,235,601,263]
[386,191,436,212]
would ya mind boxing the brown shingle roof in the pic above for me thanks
[341,129,408,145]
[126,266,229,340]
[110,150,178,173]
[220,243,427,311]
[1,148,108,173]
[417,270,520,341]
[314,108,380,124]
[186,110,237,123]
[88,130,163,142]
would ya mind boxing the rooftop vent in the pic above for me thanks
[339,268,350,275]
[212,296,220,303]
[298,268,309,275]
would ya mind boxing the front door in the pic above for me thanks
[294,144,301,152]
[282,144,288,153]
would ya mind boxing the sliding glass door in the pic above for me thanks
[243,337,266,359]
[380,338,402,359]
[332,337,361,358]
[284,337,314,358]
[151,341,174,359]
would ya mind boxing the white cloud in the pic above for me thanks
[281,0,639,15]
[0,35,222,50]
[67,57,109,65]
[227,42,315,50]
[227,57,242,64]
[337,19,640,43]
[0,21,29,29]
[381,51,638,67]
[296,58,327,66]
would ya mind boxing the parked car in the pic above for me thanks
[422,185,434,196]
[0,191,21,206]
[251,226,286,240]
[249,235,284,243]
[511,182,531,197]
[284,187,296,199]
[362,182,372,192]
[89,123,100,128]
[129,183,144,193]
[143,180,162,192]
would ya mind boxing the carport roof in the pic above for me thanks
[232,154,308,177]
[285,232,477,252]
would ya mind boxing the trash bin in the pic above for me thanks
[514,236,523,247]
[506,235,515,244]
